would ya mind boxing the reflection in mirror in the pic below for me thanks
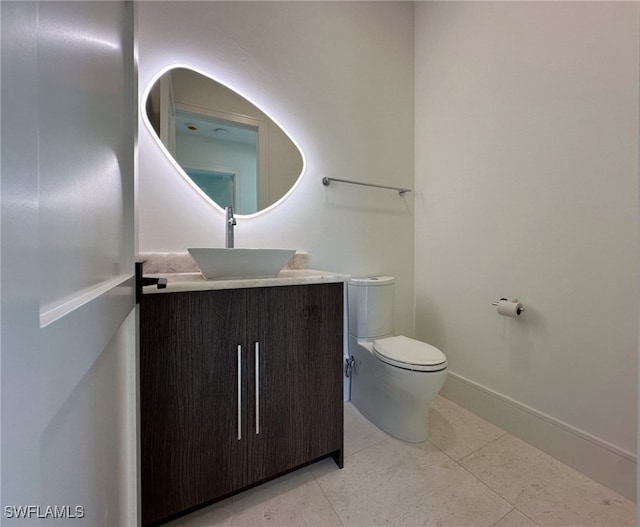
[145,68,304,215]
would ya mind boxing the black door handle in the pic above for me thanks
[135,262,167,303]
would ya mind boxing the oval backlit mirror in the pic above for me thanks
[144,67,304,215]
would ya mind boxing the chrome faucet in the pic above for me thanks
[225,206,236,248]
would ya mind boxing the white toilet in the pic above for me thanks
[348,276,448,443]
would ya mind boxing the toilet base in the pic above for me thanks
[349,337,447,443]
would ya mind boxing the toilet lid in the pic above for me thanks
[373,336,447,372]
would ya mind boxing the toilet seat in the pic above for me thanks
[373,335,447,372]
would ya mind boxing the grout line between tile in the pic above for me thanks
[309,463,346,526]
[427,433,526,520]
[487,506,542,527]
[488,507,515,527]
[343,435,390,460]
[456,430,510,465]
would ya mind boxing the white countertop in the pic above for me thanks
[143,269,350,294]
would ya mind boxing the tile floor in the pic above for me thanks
[165,396,635,527]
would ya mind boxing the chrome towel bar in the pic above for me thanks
[322,177,411,196]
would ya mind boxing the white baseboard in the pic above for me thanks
[441,372,636,501]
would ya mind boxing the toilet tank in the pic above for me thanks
[348,276,395,338]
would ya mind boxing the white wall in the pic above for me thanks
[137,1,416,337]
[415,2,638,498]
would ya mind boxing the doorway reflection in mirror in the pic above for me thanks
[145,67,304,215]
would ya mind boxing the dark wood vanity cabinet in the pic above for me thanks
[140,283,344,526]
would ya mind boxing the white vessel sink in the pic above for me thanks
[187,248,296,280]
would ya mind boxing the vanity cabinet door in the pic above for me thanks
[141,282,344,526]
[245,283,344,482]
[140,289,247,526]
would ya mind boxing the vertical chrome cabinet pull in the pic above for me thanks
[237,345,242,441]
[255,342,260,435]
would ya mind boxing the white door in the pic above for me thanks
[1,2,137,525]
